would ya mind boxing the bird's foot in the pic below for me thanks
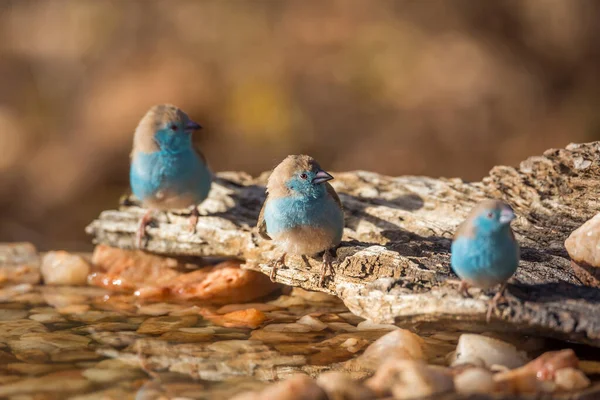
[486,283,508,323]
[270,253,286,282]
[136,210,154,249]
[188,206,200,234]
[319,250,335,287]
[447,279,472,298]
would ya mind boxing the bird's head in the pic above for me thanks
[467,200,515,236]
[267,155,334,199]
[133,104,202,153]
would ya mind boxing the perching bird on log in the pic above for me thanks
[257,155,344,286]
[451,199,520,321]
[129,104,212,248]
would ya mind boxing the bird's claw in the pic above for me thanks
[270,254,286,282]
[319,250,335,287]
[188,206,200,234]
[136,211,154,249]
[486,284,508,323]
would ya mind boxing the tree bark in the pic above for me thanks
[86,142,600,345]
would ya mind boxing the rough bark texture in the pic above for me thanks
[87,142,600,346]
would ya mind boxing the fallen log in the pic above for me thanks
[86,142,600,345]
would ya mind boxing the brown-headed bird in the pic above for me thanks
[257,155,344,286]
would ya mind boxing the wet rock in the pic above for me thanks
[0,309,28,321]
[137,315,198,334]
[451,334,528,369]
[82,366,145,383]
[41,251,91,285]
[217,303,280,314]
[203,308,267,329]
[316,371,377,400]
[231,374,328,400]
[453,367,496,394]
[366,359,454,399]
[0,370,92,396]
[356,320,398,331]
[0,243,40,286]
[554,368,591,391]
[0,319,48,341]
[0,283,34,301]
[8,332,91,354]
[29,313,66,324]
[297,315,328,331]
[565,212,600,286]
[91,245,281,303]
[492,350,580,394]
[358,329,426,369]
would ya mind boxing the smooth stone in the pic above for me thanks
[454,367,497,394]
[297,315,328,331]
[366,360,454,399]
[230,374,328,400]
[316,371,377,400]
[358,329,426,369]
[41,251,91,286]
[554,368,591,391]
[451,334,528,369]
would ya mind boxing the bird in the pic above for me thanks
[256,155,344,286]
[450,199,520,321]
[129,104,212,248]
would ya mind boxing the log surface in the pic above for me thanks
[86,142,600,345]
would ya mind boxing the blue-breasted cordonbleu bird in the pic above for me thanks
[130,104,212,247]
[451,199,520,321]
[257,155,344,286]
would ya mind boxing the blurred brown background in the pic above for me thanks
[1,0,599,250]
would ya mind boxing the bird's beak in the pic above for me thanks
[499,206,515,224]
[185,120,202,133]
[312,169,334,184]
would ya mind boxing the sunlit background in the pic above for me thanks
[1,0,599,250]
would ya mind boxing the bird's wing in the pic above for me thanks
[325,182,343,210]
[257,198,271,240]
[453,219,475,241]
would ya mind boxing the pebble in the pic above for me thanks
[451,334,528,369]
[366,359,454,399]
[231,374,328,400]
[454,367,496,394]
[41,251,90,286]
[316,371,376,400]
[554,368,591,391]
[358,329,426,369]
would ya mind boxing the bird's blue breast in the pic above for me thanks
[130,149,211,205]
[451,229,519,288]
[264,194,344,240]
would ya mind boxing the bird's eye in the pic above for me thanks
[299,173,308,180]
[170,124,177,131]
[487,212,494,219]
